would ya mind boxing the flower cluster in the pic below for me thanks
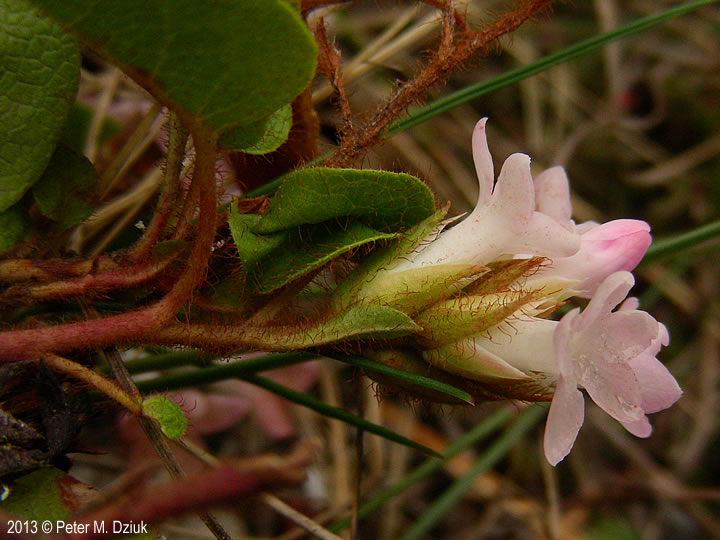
[345,119,681,465]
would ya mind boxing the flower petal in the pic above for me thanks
[580,358,645,424]
[553,307,580,377]
[534,166,572,227]
[530,220,651,297]
[619,416,653,438]
[574,271,634,332]
[423,338,531,381]
[493,153,535,230]
[544,376,585,466]
[618,296,640,311]
[478,318,558,377]
[472,118,494,206]
[629,354,683,413]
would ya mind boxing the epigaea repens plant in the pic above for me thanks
[0,0,699,534]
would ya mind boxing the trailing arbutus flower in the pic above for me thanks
[335,119,681,465]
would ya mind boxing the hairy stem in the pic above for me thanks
[128,112,189,262]
[4,256,178,304]
[0,126,218,362]
[42,352,142,415]
[323,0,553,168]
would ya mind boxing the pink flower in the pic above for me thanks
[524,160,652,298]
[422,271,681,466]
[527,219,652,297]
[543,271,682,465]
[392,119,580,272]
[344,118,680,467]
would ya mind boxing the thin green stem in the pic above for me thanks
[243,374,442,458]
[326,405,518,535]
[398,405,547,540]
[134,352,316,393]
[123,349,214,374]
[642,219,720,263]
[330,354,474,405]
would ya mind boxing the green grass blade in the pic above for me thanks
[390,0,718,133]
[326,405,516,535]
[331,354,474,404]
[134,352,317,393]
[642,219,720,263]
[398,404,547,540]
[243,374,441,457]
[123,349,212,374]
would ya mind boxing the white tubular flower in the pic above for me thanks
[422,272,681,466]
[342,119,681,467]
[391,119,581,272]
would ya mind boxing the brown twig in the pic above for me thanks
[315,17,354,136]
[322,0,554,169]
[69,442,317,539]
[100,342,232,540]
[126,111,189,263]
[41,352,142,415]
[3,255,178,305]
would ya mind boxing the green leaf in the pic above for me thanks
[253,168,436,234]
[220,104,292,155]
[299,304,421,346]
[331,208,452,311]
[224,305,420,350]
[0,0,80,212]
[219,113,272,152]
[253,222,398,294]
[0,468,72,521]
[0,205,31,254]
[60,102,120,152]
[32,0,317,132]
[32,143,97,228]
[243,104,293,155]
[228,210,287,268]
[141,395,187,440]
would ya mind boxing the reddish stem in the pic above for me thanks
[0,256,115,284]
[0,128,218,362]
[3,256,177,304]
